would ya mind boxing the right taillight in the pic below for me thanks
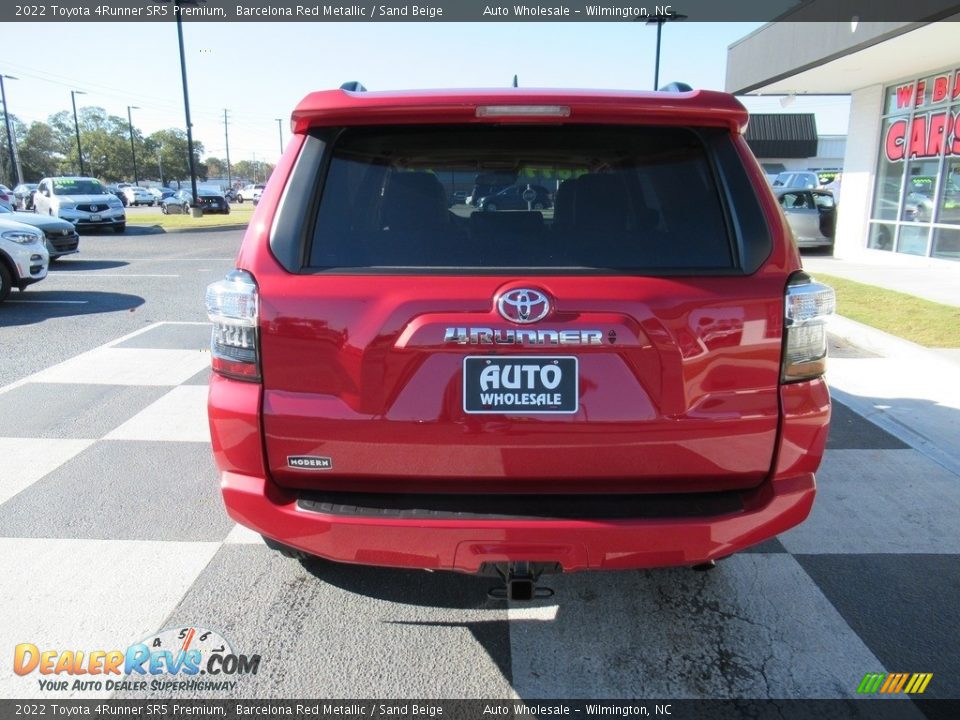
[205,269,260,382]
[782,273,836,383]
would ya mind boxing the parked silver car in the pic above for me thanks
[0,205,80,260]
[775,188,836,251]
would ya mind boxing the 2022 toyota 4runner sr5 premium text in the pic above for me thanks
[205,85,835,598]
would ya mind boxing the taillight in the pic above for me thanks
[205,269,260,382]
[782,272,835,383]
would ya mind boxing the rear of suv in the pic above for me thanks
[206,86,834,591]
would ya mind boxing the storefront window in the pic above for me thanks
[872,118,907,221]
[871,67,960,261]
[867,222,895,252]
[897,225,929,256]
[932,227,960,260]
[936,158,960,225]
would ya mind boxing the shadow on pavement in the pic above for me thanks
[0,289,145,326]
[48,259,129,271]
[299,555,504,611]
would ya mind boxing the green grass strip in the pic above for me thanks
[813,273,960,348]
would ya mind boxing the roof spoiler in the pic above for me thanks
[340,81,367,92]
[658,82,693,92]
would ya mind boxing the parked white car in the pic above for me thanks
[0,217,49,302]
[122,186,155,206]
[33,177,126,233]
[236,184,265,203]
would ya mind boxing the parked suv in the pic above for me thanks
[236,184,265,203]
[0,217,48,303]
[34,177,126,233]
[206,86,835,598]
[772,171,821,190]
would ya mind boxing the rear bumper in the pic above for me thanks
[212,375,829,573]
[220,469,815,572]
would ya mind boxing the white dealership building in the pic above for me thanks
[727,18,960,265]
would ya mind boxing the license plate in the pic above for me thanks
[463,356,578,414]
[90,214,101,221]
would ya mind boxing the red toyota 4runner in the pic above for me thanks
[206,85,834,598]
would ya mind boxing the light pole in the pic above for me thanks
[1,74,22,187]
[224,109,232,190]
[157,142,164,186]
[275,118,283,156]
[171,0,201,213]
[70,90,87,175]
[127,105,140,185]
[646,9,687,91]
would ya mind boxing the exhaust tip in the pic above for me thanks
[691,560,717,572]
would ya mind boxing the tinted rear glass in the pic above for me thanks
[307,126,734,271]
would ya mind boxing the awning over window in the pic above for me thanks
[745,113,818,158]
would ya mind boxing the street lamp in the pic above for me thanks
[127,105,140,186]
[1,74,22,187]
[645,9,687,91]
[275,118,283,156]
[70,90,87,176]
[156,0,204,212]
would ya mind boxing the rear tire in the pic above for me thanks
[0,262,11,303]
[237,195,244,204]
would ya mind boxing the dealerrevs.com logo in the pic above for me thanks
[13,626,261,693]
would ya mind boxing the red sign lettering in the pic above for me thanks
[953,72,960,101]
[909,115,928,157]
[896,84,915,109]
[885,119,908,161]
[926,112,949,156]
[954,111,960,155]
[933,76,949,103]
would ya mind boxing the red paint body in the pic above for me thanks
[209,87,829,572]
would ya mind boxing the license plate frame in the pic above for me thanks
[462,355,579,415]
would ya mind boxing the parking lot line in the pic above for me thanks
[44,273,181,278]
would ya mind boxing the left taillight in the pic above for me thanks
[205,269,260,382]
[782,272,836,383]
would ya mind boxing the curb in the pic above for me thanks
[827,314,956,366]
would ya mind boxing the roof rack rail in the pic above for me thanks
[340,81,367,92]
[658,82,693,92]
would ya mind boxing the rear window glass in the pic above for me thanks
[307,126,734,271]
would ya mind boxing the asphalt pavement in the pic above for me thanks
[1,231,958,705]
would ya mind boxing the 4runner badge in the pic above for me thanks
[287,456,333,470]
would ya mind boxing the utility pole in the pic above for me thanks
[175,0,200,212]
[127,105,140,185]
[253,151,257,183]
[646,9,687,91]
[71,89,86,175]
[158,142,164,186]
[224,109,232,190]
[275,118,283,156]
[0,74,22,187]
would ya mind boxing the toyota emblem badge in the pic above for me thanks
[497,288,550,324]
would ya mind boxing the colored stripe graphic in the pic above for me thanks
[858,672,932,694]
[857,673,886,694]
